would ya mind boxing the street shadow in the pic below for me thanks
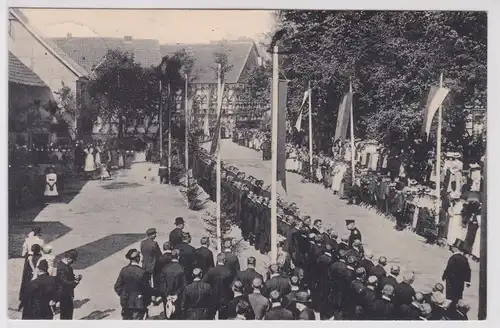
[54,233,145,270]
[8,221,72,259]
[74,298,91,310]
[56,179,88,204]
[80,308,116,320]
[101,182,143,190]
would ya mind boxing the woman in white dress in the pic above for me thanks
[84,146,96,173]
[447,198,467,245]
[94,145,101,167]
[118,150,124,168]
[44,167,59,197]
[470,164,482,192]
[472,215,481,258]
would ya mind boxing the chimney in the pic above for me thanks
[67,33,72,38]
[124,36,132,43]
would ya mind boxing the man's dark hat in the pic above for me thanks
[175,217,185,225]
[247,256,256,265]
[346,219,355,226]
[126,248,140,260]
[146,228,157,236]
[294,291,311,303]
[37,259,49,271]
[452,238,464,249]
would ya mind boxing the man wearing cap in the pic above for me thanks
[21,259,58,320]
[141,228,162,288]
[263,290,294,320]
[248,277,270,319]
[265,264,291,298]
[235,257,264,295]
[369,256,387,281]
[394,271,416,306]
[159,249,186,319]
[195,237,214,277]
[115,249,159,320]
[180,268,213,319]
[175,233,197,283]
[169,217,185,249]
[55,249,81,320]
[441,239,471,306]
[346,220,362,248]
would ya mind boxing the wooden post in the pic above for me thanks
[308,81,313,180]
[167,82,172,184]
[159,80,163,164]
[270,46,279,263]
[435,72,444,223]
[185,74,189,185]
[216,63,222,253]
[478,154,487,319]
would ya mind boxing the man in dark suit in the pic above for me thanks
[21,260,58,320]
[159,249,186,318]
[442,239,471,306]
[154,242,173,287]
[194,237,214,276]
[345,240,363,263]
[175,232,196,283]
[55,249,81,320]
[114,249,159,320]
[140,228,162,288]
[447,299,470,320]
[263,290,294,320]
[394,272,416,306]
[359,249,374,274]
[169,217,185,249]
[219,239,240,280]
[337,237,350,253]
[203,253,234,318]
[369,256,387,281]
[220,280,255,320]
[369,284,396,320]
[264,264,291,298]
[359,275,378,319]
[399,292,424,320]
[235,257,264,295]
[248,277,270,319]
[346,267,366,320]
[180,268,213,319]
[379,265,400,292]
[346,220,362,248]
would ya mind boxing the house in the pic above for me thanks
[51,36,265,137]
[8,8,89,146]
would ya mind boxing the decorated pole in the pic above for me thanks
[184,74,189,184]
[308,81,313,180]
[270,45,279,263]
[159,80,163,164]
[478,154,486,319]
[216,63,222,252]
[167,82,172,184]
[435,72,444,223]
[349,81,355,185]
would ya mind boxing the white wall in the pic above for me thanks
[8,17,79,95]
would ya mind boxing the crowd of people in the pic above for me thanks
[233,129,483,259]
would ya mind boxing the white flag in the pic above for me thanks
[295,90,309,131]
[421,86,450,138]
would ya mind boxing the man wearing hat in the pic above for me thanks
[169,217,185,249]
[115,249,159,320]
[55,249,81,320]
[159,249,186,319]
[21,259,58,320]
[179,268,213,319]
[195,237,214,277]
[346,220,362,249]
[141,228,162,288]
[441,239,471,306]
[263,290,294,320]
[290,291,315,320]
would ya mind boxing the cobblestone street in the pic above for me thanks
[212,139,480,319]
[7,156,270,320]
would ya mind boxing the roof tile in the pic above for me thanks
[8,51,47,87]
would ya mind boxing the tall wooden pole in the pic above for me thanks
[308,81,313,180]
[478,154,487,319]
[349,81,355,185]
[159,80,163,165]
[270,46,279,263]
[435,72,444,223]
[167,82,172,184]
[216,63,222,252]
[185,74,189,184]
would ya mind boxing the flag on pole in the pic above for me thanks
[276,80,288,192]
[421,85,450,138]
[210,82,225,155]
[334,91,353,143]
[295,90,309,131]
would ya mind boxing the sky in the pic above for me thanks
[21,8,275,44]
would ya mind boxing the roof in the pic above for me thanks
[50,36,161,72]
[9,51,48,87]
[9,8,88,77]
[160,42,255,84]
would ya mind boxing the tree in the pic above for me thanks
[272,11,486,155]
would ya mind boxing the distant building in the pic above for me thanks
[51,35,266,137]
